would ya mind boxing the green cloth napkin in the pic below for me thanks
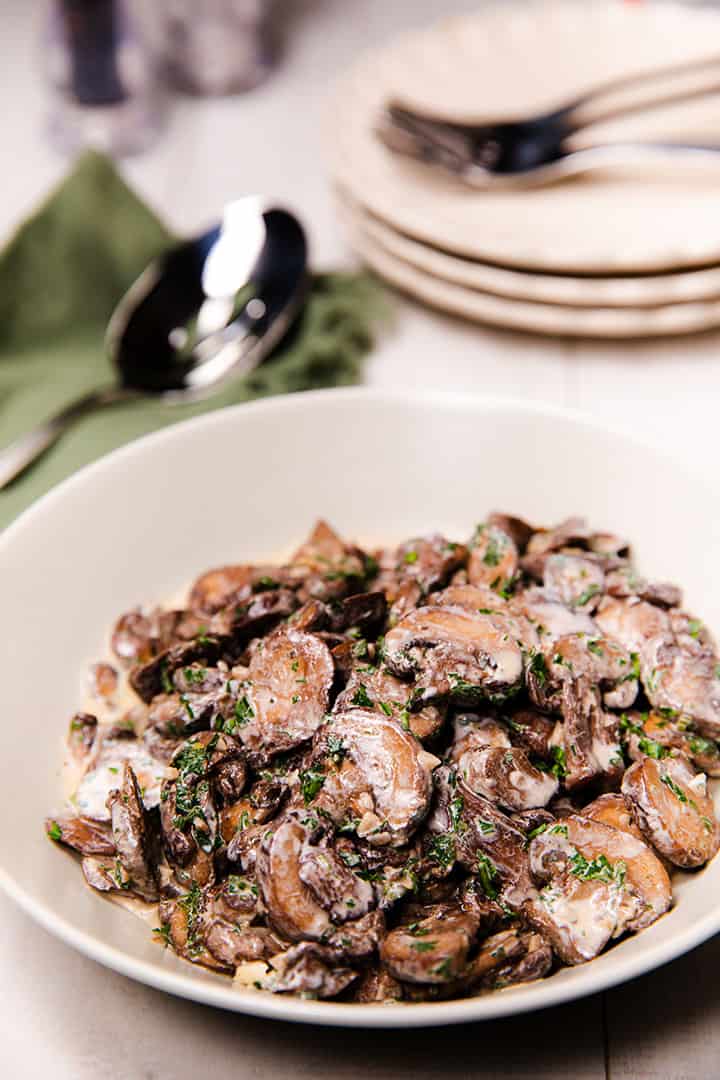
[0,151,386,528]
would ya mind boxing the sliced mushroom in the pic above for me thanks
[526,517,592,555]
[639,635,720,740]
[384,606,523,708]
[543,554,605,612]
[581,793,646,844]
[111,609,155,666]
[268,942,358,998]
[594,596,671,653]
[505,709,555,760]
[393,535,468,599]
[526,812,671,963]
[159,731,245,886]
[289,520,369,602]
[624,711,720,777]
[452,780,536,909]
[189,564,291,616]
[45,814,115,856]
[107,763,159,901]
[622,754,720,868]
[544,632,639,712]
[429,584,540,654]
[255,814,376,943]
[147,663,229,736]
[298,840,375,923]
[512,587,599,644]
[467,523,518,593]
[352,967,404,1003]
[231,628,334,761]
[670,611,717,655]
[466,928,552,990]
[313,709,438,847]
[486,511,534,553]
[73,734,172,822]
[217,588,298,646]
[449,713,511,773]
[67,712,98,764]
[380,905,479,985]
[335,663,444,742]
[604,567,682,609]
[87,662,118,701]
[130,638,224,704]
[81,855,118,892]
[205,923,281,968]
[461,747,559,812]
[558,678,623,792]
[158,886,231,971]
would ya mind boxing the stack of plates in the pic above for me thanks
[328,0,720,338]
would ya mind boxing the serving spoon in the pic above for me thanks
[0,197,308,489]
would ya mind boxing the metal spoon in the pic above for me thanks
[0,197,308,489]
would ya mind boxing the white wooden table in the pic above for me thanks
[2,1,719,1076]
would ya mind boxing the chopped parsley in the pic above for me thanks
[46,820,62,842]
[447,672,480,697]
[378,701,393,717]
[254,576,280,591]
[637,736,669,760]
[404,550,419,565]
[177,882,204,955]
[153,923,172,947]
[233,695,255,726]
[448,795,466,834]
[572,584,600,608]
[410,940,436,953]
[587,639,604,657]
[299,767,326,805]
[183,666,207,685]
[227,875,258,898]
[427,833,456,871]
[569,851,626,887]
[475,852,499,899]
[536,745,567,780]
[160,661,174,695]
[482,535,503,568]
[688,734,719,759]
[528,651,548,688]
[351,684,374,708]
[326,734,347,765]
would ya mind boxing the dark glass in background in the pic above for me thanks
[164,0,274,97]
[45,0,276,157]
[60,0,125,106]
[46,0,165,156]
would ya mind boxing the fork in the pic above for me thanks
[377,53,720,189]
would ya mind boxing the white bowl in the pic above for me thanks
[1,388,719,1028]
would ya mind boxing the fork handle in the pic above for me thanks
[567,74,720,134]
[0,385,140,491]
[484,140,720,190]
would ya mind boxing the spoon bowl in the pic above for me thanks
[0,198,308,487]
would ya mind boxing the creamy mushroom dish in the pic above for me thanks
[46,516,720,1002]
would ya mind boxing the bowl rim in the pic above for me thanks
[1,386,717,1028]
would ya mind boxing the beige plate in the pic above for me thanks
[329,0,720,274]
[339,188,720,310]
[340,199,720,338]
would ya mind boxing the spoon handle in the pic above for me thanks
[0,385,140,490]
